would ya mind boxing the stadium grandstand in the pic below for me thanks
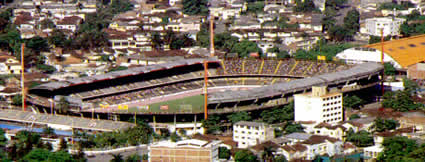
[28,58,383,116]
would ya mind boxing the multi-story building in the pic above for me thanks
[294,86,343,124]
[149,139,221,162]
[233,121,274,148]
[364,17,406,37]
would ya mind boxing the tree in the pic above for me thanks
[261,146,275,162]
[368,35,391,44]
[373,118,399,132]
[39,19,55,29]
[202,115,222,134]
[110,153,124,162]
[170,132,181,142]
[275,155,288,162]
[218,147,231,160]
[382,90,422,112]
[110,66,128,72]
[48,30,67,48]
[47,151,75,162]
[36,64,56,74]
[322,8,337,32]
[343,9,360,34]
[384,62,397,76]
[182,0,208,16]
[126,153,142,162]
[0,129,7,147]
[234,149,258,162]
[377,136,423,161]
[343,95,364,109]
[227,111,252,124]
[328,25,351,41]
[284,122,304,134]
[261,102,294,124]
[349,114,360,120]
[247,1,265,14]
[22,148,50,162]
[42,127,55,137]
[214,33,239,52]
[231,40,262,58]
[403,78,419,95]
[56,96,70,114]
[346,130,374,147]
[151,32,163,50]
[26,36,49,53]
[12,94,22,106]
[294,0,316,12]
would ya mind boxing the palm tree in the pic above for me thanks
[110,153,124,162]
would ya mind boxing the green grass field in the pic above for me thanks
[117,95,205,114]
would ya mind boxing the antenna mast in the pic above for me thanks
[210,15,215,57]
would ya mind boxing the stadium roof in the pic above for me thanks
[0,110,135,131]
[208,62,383,103]
[364,34,425,68]
[33,58,219,91]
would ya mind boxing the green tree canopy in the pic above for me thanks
[346,130,374,147]
[22,148,50,162]
[26,36,49,52]
[343,9,360,34]
[219,147,231,160]
[373,118,399,132]
[284,122,304,134]
[231,40,262,58]
[261,102,294,124]
[378,136,424,161]
[182,0,208,15]
[234,149,258,162]
[202,115,222,134]
[227,111,252,124]
[343,95,364,109]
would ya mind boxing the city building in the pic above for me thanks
[233,121,275,148]
[148,139,221,162]
[294,86,343,124]
[364,17,406,37]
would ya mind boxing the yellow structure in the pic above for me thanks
[364,34,425,68]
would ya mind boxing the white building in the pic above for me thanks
[294,86,343,124]
[335,47,402,68]
[364,17,406,37]
[149,139,221,162]
[233,121,274,148]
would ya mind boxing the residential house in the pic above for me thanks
[56,16,83,33]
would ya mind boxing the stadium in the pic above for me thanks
[27,58,383,121]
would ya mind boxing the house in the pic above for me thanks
[312,122,347,140]
[149,139,221,162]
[344,117,376,131]
[56,16,83,33]
[233,121,275,148]
[278,135,344,161]
[0,56,22,74]
[231,16,261,30]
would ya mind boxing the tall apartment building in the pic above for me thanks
[294,86,343,124]
[233,121,275,148]
[364,17,406,37]
[149,139,221,162]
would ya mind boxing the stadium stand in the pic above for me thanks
[29,58,374,114]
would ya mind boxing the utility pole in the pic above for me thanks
[21,43,26,111]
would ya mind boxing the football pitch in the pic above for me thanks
[120,95,205,113]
